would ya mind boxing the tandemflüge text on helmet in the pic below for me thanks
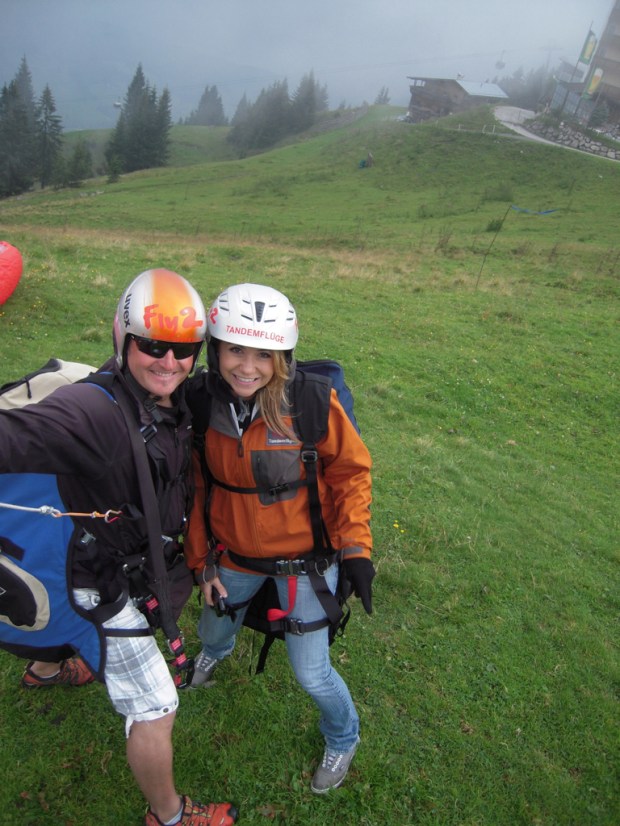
[207,284,298,351]
[223,325,287,345]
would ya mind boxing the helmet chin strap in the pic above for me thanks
[190,340,204,372]
[206,338,220,373]
[121,368,165,412]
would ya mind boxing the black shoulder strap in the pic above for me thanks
[111,389,180,642]
[185,370,216,542]
[186,368,212,439]
[290,368,331,446]
[113,388,193,684]
[290,369,333,555]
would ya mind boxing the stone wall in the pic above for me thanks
[524,119,619,160]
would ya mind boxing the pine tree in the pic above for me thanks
[231,93,251,126]
[262,79,291,145]
[316,81,329,113]
[186,85,228,126]
[291,72,320,133]
[14,57,37,134]
[0,57,68,197]
[0,80,34,197]
[105,65,173,173]
[66,139,93,187]
[290,72,328,132]
[0,58,41,197]
[374,86,390,105]
[50,153,67,189]
[228,72,329,156]
[155,87,172,165]
[228,80,291,156]
[123,65,152,172]
[37,85,63,188]
[105,114,126,175]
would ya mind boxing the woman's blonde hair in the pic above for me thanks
[255,349,296,439]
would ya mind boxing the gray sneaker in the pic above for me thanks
[311,737,360,793]
[190,650,219,687]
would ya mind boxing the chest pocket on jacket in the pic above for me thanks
[251,448,302,506]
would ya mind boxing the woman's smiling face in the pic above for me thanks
[217,342,275,399]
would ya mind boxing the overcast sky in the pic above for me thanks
[3,0,615,130]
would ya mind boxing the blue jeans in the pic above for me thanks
[198,563,360,752]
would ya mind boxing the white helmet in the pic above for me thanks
[113,269,207,367]
[207,283,298,350]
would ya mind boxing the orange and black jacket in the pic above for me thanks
[184,386,372,577]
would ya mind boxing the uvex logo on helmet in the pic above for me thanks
[123,293,133,328]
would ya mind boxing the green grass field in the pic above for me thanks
[0,106,618,826]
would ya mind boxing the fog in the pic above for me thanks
[3,0,614,130]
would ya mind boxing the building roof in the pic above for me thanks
[455,80,508,99]
[407,76,508,100]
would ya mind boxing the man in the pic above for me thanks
[0,269,237,826]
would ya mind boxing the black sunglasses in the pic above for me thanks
[131,335,200,360]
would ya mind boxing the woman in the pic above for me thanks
[185,283,374,794]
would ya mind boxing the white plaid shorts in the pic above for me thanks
[73,588,179,735]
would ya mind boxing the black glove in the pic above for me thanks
[343,557,376,615]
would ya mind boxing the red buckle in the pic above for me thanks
[267,576,297,621]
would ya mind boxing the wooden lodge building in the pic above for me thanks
[406,76,508,123]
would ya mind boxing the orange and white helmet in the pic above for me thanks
[113,268,207,367]
[207,283,298,351]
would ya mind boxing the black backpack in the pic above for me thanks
[188,359,361,673]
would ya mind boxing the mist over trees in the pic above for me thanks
[184,85,228,126]
[374,86,390,105]
[1,60,332,196]
[493,65,556,111]
[1,55,558,195]
[227,71,328,156]
[3,52,595,200]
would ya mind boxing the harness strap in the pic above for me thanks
[208,474,309,498]
[299,445,330,554]
[226,548,345,632]
[217,586,331,636]
[112,388,192,688]
[227,548,336,576]
[308,567,345,627]
[254,607,332,674]
[208,443,331,555]
[266,576,297,622]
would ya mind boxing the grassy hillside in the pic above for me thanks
[0,106,618,826]
[62,123,236,173]
[9,106,620,263]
